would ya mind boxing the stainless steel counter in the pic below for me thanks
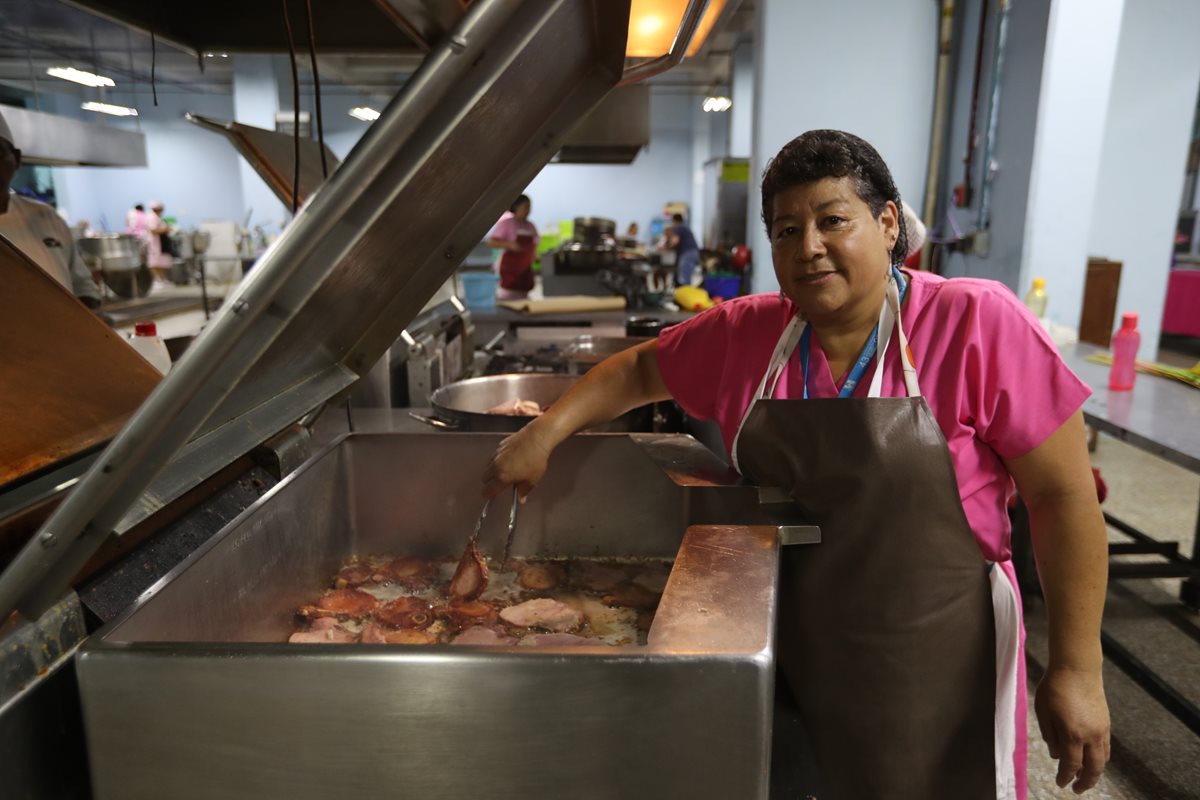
[471,307,696,344]
[1062,343,1200,472]
[1060,343,1200,733]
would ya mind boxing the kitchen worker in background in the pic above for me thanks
[125,203,147,237]
[661,212,699,287]
[484,130,1110,799]
[144,200,174,289]
[0,110,101,308]
[486,194,539,301]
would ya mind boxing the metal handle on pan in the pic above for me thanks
[407,411,460,430]
[617,0,710,87]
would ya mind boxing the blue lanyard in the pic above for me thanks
[798,266,908,399]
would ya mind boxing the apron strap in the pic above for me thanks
[732,269,920,473]
[869,272,921,399]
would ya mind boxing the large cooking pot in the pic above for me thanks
[425,373,648,432]
[573,216,616,247]
[77,234,152,298]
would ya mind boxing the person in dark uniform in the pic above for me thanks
[482,130,1110,799]
[662,212,699,286]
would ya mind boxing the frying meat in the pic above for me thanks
[299,588,379,620]
[448,539,489,601]
[334,562,375,589]
[499,598,584,632]
[359,621,388,644]
[518,561,567,592]
[438,600,499,630]
[375,596,434,629]
[383,629,439,645]
[451,626,517,646]
[487,398,543,417]
[518,633,595,647]
[362,621,438,645]
[602,583,661,611]
[382,556,438,590]
[289,617,357,644]
[569,561,629,593]
[291,554,673,647]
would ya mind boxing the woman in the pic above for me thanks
[483,130,1110,799]
[486,194,540,300]
[144,201,174,288]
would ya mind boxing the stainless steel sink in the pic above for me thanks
[77,433,782,800]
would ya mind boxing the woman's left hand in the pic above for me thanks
[1034,666,1111,794]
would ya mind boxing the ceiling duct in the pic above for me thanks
[62,0,449,53]
[0,105,147,167]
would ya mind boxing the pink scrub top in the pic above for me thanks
[658,269,1090,800]
[658,268,1090,563]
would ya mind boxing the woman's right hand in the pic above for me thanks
[482,423,554,501]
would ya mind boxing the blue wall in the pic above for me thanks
[42,84,697,242]
[748,0,938,294]
[522,90,696,236]
[49,89,244,232]
[45,81,383,233]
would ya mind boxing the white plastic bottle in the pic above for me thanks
[129,321,172,374]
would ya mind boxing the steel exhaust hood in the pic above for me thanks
[0,105,147,168]
[554,84,649,165]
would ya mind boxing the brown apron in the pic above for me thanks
[733,276,997,799]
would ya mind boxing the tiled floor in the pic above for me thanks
[1024,430,1200,800]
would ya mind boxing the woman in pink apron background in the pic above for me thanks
[482,130,1110,799]
[486,193,540,301]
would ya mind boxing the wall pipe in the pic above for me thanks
[920,0,956,272]
[977,0,1011,232]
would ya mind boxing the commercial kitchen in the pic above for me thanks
[1,1,1199,798]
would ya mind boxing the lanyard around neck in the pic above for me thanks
[798,265,908,400]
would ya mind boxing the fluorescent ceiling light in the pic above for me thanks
[349,106,381,122]
[47,66,115,88]
[702,96,732,113]
[626,0,728,58]
[81,101,139,117]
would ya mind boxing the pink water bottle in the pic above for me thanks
[1108,312,1140,391]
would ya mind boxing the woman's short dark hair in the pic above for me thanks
[760,130,908,265]
[510,194,531,212]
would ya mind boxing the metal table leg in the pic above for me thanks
[198,256,210,321]
[1180,492,1200,611]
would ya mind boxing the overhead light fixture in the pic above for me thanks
[47,66,115,88]
[81,101,139,117]
[203,52,230,58]
[702,96,732,113]
[349,106,381,122]
[626,0,728,58]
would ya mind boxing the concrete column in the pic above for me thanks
[729,40,753,157]
[691,98,713,244]
[747,0,937,294]
[231,54,289,232]
[1020,0,1125,331]
[1087,0,1200,356]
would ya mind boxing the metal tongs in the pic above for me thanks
[467,486,519,570]
[500,487,519,567]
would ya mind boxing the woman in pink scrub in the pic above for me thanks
[483,131,1110,799]
[486,194,539,300]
